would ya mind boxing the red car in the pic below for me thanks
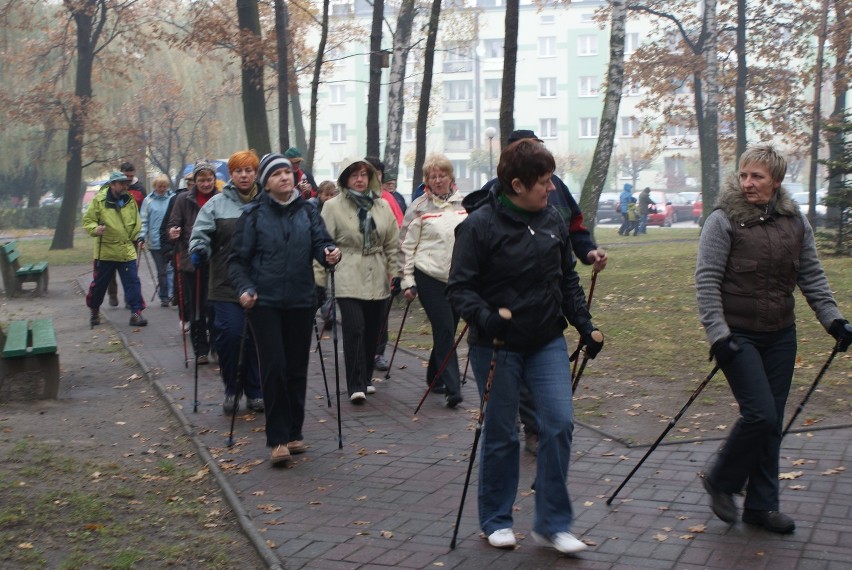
[692,199,703,224]
[641,191,675,227]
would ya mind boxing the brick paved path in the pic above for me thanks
[86,271,852,570]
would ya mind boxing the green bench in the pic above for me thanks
[0,240,49,297]
[0,319,60,399]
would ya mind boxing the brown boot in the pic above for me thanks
[270,444,292,467]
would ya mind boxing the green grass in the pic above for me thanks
[10,232,93,266]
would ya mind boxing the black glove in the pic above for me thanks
[190,248,207,268]
[582,329,604,359]
[710,336,741,368]
[390,277,402,297]
[483,311,510,340]
[829,319,852,352]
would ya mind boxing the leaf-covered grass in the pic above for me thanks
[11,233,93,266]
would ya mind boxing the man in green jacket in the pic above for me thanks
[83,171,148,327]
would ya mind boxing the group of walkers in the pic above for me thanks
[83,141,851,556]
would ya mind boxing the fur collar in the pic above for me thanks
[717,173,799,226]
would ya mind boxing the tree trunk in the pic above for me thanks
[827,0,849,236]
[735,0,747,164]
[697,0,721,224]
[237,0,271,155]
[274,0,289,152]
[289,75,308,160]
[580,0,626,236]
[383,0,416,177]
[366,0,384,157]
[499,0,519,148]
[308,0,331,169]
[52,0,100,250]
[413,0,442,194]
[808,0,831,224]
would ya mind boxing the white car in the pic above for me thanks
[792,191,827,223]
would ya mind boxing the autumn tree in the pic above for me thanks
[498,0,519,147]
[412,0,442,194]
[366,0,385,157]
[236,0,271,155]
[383,0,418,177]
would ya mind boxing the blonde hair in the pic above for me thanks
[739,144,787,183]
[152,174,170,189]
[422,154,454,183]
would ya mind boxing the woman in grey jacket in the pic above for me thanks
[320,158,399,403]
[696,145,851,534]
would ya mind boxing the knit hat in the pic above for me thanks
[192,161,217,178]
[258,153,292,188]
[507,129,542,144]
[284,147,302,160]
[107,171,131,183]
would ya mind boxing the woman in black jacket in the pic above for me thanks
[229,153,340,468]
[446,139,604,554]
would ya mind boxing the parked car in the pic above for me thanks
[692,199,703,223]
[678,191,700,204]
[595,192,621,223]
[792,191,827,225]
[666,192,693,223]
[635,191,679,227]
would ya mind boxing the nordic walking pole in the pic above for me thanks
[227,313,250,447]
[461,353,470,385]
[330,268,343,449]
[91,220,104,330]
[192,268,202,412]
[782,343,840,437]
[607,365,720,505]
[571,330,604,392]
[450,308,511,550]
[174,252,189,368]
[138,242,157,302]
[414,323,469,414]
[314,317,332,407]
[385,298,412,379]
[570,270,599,387]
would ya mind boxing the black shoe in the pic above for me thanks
[374,355,389,371]
[160,299,170,307]
[129,312,148,327]
[90,312,101,327]
[702,476,736,523]
[170,296,178,306]
[742,509,795,534]
[432,385,446,395]
[247,398,265,413]
[445,393,463,408]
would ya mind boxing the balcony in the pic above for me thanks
[444,100,473,113]
[444,138,474,152]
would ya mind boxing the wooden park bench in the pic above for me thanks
[0,240,49,297]
[0,319,60,400]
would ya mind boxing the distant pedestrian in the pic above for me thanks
[307,180,337,212]
[696,144,852,534]
[229,153,340,467]
[83,171,148,327]
[637,187,655,234]
[284,147,318,199]
[382,170,407,214]
[617,183,633,235]
[139,174,174,307]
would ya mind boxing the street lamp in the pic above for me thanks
[484,126,497,177]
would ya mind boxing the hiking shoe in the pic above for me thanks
[487,528,516,549]
[222,394,237,415]
[366,385,376,394]
[374,355,389,371]
[270,444,292,467]
[350,391,366,404]
[287,440,306,455]
[445,393,463,408]
[524,432,539,455]
[702,475,736,523]
[90,312,101,327]
[196,355,209,365]
[160,299,170,307]
[109,294,119,307]
[742,509,795,534]
[531,531,587,554]
[170,296,178,306]
[129,312,148,326]
[247,398,264,413]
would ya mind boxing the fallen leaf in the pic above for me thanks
[374,450,389,454]
[257,504,281,513]
[252,491,265,496]
[653,533,668,541]
[791,459,806,466]
[779,471,803,480]
[679,534,695,540]
[356,495,367,501]
[822,466,845,476]
[17,543,33,549]
[353,520,370,526]
[380,530,393,538]
[662,526,673,532]
[186,468,208,482]
[687,524,705,533]
[789,484,806,490]
[583,501,594,506]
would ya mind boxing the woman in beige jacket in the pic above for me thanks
[321,158,399,403]
[400,154,468,407]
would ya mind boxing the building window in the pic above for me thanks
[443,42,473,72]
[484,79,501,100]
[331,124,347,143]
[578,34,598,56]
[539,118,557,139]
[540,14,555,25]
[667,123,695,136]
[622,82,640,96]
[331,161,343,178]
[444,120,473,150]
[451,160,469,180]
[620,116,639,137]
[330,84,346,105]
[403,122,416,142]
[625,32,640,54]
[484,39,503,58]
[580,117,599,138]
[539,77,557,98]
[539,37,556,58]
[578,76,599,97]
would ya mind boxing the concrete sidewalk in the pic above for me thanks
[84,268,852,570]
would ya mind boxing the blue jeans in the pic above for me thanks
[469,336,576,537]
[213,301,261,399]
[86,259,144,313]
[638,214,648,234]
[709,325,796,511]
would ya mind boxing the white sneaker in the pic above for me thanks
[487,528,516,549]
[366,385,376,394]
[350,391,366,403]
[531,531,587,554]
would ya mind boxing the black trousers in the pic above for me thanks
[178,267,211,356]
[415,269,461,397]
[337,298,385,395]
[248,306,314,447]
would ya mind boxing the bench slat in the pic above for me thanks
[6,249,21,265]
[16,262,48,276]
[30,319,57,355]
[3,321,30,357]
